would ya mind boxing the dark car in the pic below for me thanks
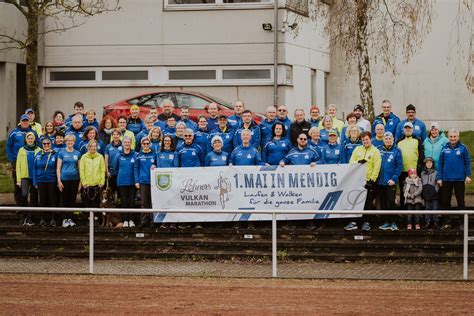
[103,90,265,123]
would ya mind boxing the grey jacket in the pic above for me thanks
[403,177,424,205]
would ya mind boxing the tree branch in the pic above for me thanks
[4,0,28,17]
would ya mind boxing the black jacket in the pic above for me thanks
[290,120,311,147]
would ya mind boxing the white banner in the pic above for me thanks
[151,164,367,223]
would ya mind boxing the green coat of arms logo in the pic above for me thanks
[156,173,172,191]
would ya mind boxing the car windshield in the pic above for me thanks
[198,92,233,109]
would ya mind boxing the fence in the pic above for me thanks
[0,206,473,280]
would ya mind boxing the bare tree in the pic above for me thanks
[0,0,120,120]
[307,0,435,122]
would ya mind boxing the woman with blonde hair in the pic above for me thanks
[148,126,162,153]
[342,125,362,163]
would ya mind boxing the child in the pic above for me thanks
[404,168,423,230]
[421,157,440,229]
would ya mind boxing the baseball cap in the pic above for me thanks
[218,114,228,120]
[353,104,364,112]
[328,129,338,136]
[383,132,394,138]
[130,105,140,111]
[403,122,413,129]
[20,114,29,121]
[25,108,35,114]
[408,168,417,176]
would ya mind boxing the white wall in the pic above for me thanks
[0,3,27,64]
[327,0,473,130]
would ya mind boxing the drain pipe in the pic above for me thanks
[273,0,278,106]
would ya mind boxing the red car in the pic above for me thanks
[103,90,265,124]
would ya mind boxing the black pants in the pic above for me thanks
[83,186,100,208]
[377,184,398,223]
[441,181,465,225]
[398,172,408,209]
[118,185,136,222]
[38,182,58,221]
[60,179,79,220]
[20,178,38,219]
[140,184,152,224]
[109,175,118,199]
[11,162,22,205]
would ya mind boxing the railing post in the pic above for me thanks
[463,213,468,281]
[272,212,277,278]
[89,211,94,274]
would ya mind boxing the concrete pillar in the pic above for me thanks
[0,62,17,140]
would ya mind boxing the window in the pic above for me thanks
[165,0,272,9]
[49,71,96,81]
[168,70,216,81]
[222,69,271,80]
[175,93,211,109]
[142,93,175,107]
[102,70,148,81]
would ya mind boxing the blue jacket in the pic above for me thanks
[33,150,58,186]
[65,114,86,129]
[135,128,151,152]
[319,129,340,146]
[262,138,291,165]
[395,118,427,141]
[233,123,261,149]
[277,117,292,141]
[178,143,204,167]
[372,136,384,149]
[423,134,448,170]
[153,120,166,131]
[205,150,229,167]
[342,139,362,163]
[309,118,321,128]
[282,147,319,165]
[105,142,123,176]
[150,139,161,153]
[134,150,155,184]
[340,125,362,145]
[208,127,235,154]
[79,139,105,156]
[163,126,176,138]
[6,126,38,162]
[65,126,84,150]
[230,145,263,166]
[156,150,179,168]
[179,118,198,132]
[53,143,66,153]
[207,117,219,132]
[227,114,242,130]
[40,134,55,148]
[308,140,323,162]
[438,142,471,181]
[175,137,185,151]
[377,145,403,185]
[259,119,277,147]
[84,119,99,131]
[115,150,137,186]
[372,112,400,136]
[127,117,143,135]
[194,129,210,158]
[320,143,344,164]
[58,149,80,181]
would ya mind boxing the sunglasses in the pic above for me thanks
[142,142,150,145]
[298,138,307,141]
[42,142,51,145]
[278,109,287,112]
[184,135,193,138]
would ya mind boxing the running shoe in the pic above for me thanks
[123,221,129,228]
[344,222,358,231]
[390,223,399,231]
[62,219,70,228]
[361,222,371,231]
[378,223,391,231]
[68,219,76,227]
[129,220,136,228]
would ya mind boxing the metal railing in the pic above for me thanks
[1,206,473,280]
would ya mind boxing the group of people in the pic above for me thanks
[6,99,472,231]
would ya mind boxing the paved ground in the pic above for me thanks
[0,258,472,281]
[1,273,473,315]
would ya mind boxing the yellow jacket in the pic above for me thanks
[349,145,382,182]
[79,152,105,187]
[16,146,41,184]
[30,122,43,137]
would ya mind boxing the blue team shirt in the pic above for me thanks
[58,149,80,180]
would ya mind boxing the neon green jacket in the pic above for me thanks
[349,145,382,182]
[79,152,105,187]
[397,136,423,172]
[16,146,41,184]
[30,122,43,137]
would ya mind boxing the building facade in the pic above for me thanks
[0,0,472,140]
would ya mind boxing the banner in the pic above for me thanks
[151,164,367,223]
